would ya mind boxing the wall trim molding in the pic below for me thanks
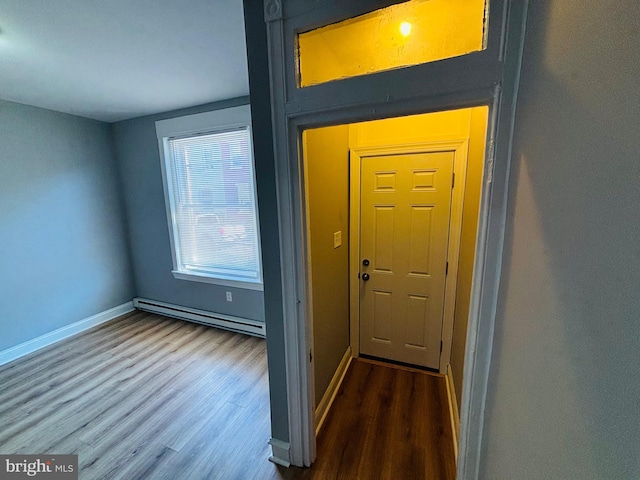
[445,364,461,462]
[268,438,291,467]
[133,298,265,338]
[0,301,134,367]
[315,347,352,435]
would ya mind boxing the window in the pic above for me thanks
[297,0,487,87]
[156,105,262,290]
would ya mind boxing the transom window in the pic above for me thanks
[297,0,487,87]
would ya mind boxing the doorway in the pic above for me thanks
[254,0,528,471]
[303,107,488,459]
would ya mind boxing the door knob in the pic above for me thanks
[362,273,370,281]
[362,259,370,266]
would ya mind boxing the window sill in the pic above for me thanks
[171,270,264,291]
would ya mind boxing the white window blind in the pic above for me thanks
[165,126,261,285]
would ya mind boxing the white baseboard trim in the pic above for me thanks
[268,438,291,467]
[0,301,134,367]
[133,297,265,338]
[315,346,352,435]
[445,364,460,462]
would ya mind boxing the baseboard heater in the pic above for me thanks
[133,298,265,338]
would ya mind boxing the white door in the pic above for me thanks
[359,151,454,368]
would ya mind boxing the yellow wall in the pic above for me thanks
[299,0,486,86]
[450,107,487,409]
[304,125,351,408]
[350,109,472,147]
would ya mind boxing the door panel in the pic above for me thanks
[408,206,433,275]
[359,151,454,368]
[373,206,395,272]
[372,290,393,342]
[406,294,429,348]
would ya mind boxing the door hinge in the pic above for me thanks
[446,261,449,275]
[452,172,455,188]
[440,340,443,353]
[309,350,313,363]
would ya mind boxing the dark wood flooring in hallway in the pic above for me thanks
[276,358,456,480]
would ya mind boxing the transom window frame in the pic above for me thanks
[155,104,264,291]
[279,0,501,108]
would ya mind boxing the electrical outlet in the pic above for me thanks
[226,291,232,302]
[333,231,342,248]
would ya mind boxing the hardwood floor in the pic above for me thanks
[275,359,456,480]
[0,311,273,479]
[0,311,455,479]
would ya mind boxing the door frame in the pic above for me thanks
[349,139,470,373]
[261,1,529,477]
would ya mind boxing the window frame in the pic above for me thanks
[155,104,263,291]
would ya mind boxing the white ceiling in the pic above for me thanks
[0,0,250,122]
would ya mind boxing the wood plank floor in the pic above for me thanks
[0,311,455,479]
[274,359,456,480]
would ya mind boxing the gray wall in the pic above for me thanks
[305,126,351,407]
[243,0,289,442]
[112,97,265,321]
[0,99,135,351]
[480,1,640,479]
